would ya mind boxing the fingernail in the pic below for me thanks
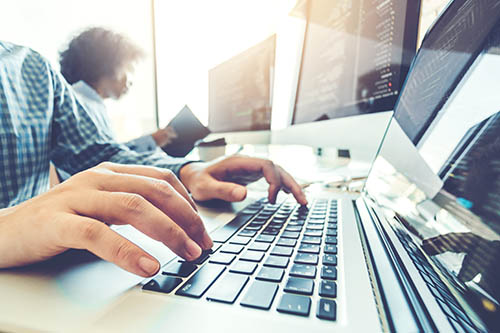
[185,239,202,260]
[231,187,246,200]
[138,257,159,276]
[203,232,214,250]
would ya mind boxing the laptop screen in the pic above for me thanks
[365,0,500,330]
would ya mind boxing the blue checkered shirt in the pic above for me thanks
[0,41,189,208]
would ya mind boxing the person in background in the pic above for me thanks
[59,27,177,152]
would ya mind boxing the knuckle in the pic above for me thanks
[97,161,114,169]
[111,240,134,262]
[152,179,173,198]
[265,160,275,169]
[162,169,176,182]
[121,193,147,215]
[78,221,102,243]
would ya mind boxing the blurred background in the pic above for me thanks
[1,0,448,143]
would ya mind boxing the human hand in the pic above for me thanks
[179,155,308,205]
[0,162,212,277]
[151,126,178,147]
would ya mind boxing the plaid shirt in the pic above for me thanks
[0,41,189,208]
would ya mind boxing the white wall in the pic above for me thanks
[1,0,157,142]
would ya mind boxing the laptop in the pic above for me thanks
[0,0,499,332]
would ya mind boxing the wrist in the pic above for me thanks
[179,162,204,189]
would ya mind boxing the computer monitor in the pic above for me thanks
[292,0,419,124]
[208,35,276,134]
[272,0,420,162]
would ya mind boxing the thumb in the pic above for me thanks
[200,178,248,202]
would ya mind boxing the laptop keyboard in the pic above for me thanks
[143,197,338,321]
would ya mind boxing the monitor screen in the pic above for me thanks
[208,35,275,133]
[292,0,420,125]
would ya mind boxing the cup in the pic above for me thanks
[195,138,227,161]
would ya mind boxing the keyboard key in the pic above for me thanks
[284,277,314,295]
[308,219,325,225]
[323,255,337,266]
[281,231,300,239]
[262,228,280,236]
[319,280,337,298]
[211,242,224,253]
[248,242,271,252]
[240,280,279,310]
[245,225,262,231]
[304,230,323,237]
[321,266,337,280]
[294,253,319,265]
[264,255,289,268]
[176,264,225,298]
[277,294,311,317]
[162,261,197,277]
[306,224,323,230]
[317,299,336,321]
[209,253,236,265]
[206,273,249,304]
[240,250,265,262]
[328,222,337,229]
[271,245,294,257]
[285,225,302,232]
[298,243,320,254]
[288,221,305,226]
[211,214,254,243]
[325,236,337,244]
[256,267,285,282]
[290,264,316,279]
[143,275,182,294]
[221,244,244,254]
[239,230,257,237]
[277,238,297,247]
[181,249,211,265]
[324,245,337,254]
[326,228,337,237]
[230,260,258,275]
[230,236,251,245]
[268,222,285,228]
[256,234,275,243]
[302,236,322,245]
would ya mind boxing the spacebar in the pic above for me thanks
[210,213,254,243]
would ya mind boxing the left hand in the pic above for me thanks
[179,155,308,205]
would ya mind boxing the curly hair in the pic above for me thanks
[59,27,144,86]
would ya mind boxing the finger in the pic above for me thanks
[277,166,308,205]
[71,191,204,260]
[92,170,211,250]
[90,171,212,249]
[258,160,283,204]
[197,177,248,202]
[60,215,160,277]
[96,162,197,211]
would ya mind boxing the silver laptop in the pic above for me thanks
[1,0,499,332]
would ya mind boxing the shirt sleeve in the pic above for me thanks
[125,134,158,153]
[48,64,191,177]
